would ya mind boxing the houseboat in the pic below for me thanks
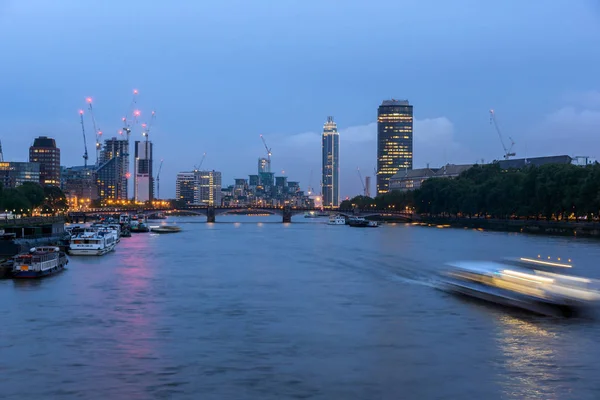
[12,246,68,279]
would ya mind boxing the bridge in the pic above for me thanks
[68,206,414,223]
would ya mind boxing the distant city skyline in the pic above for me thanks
[1,1,599,198]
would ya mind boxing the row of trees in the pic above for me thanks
[340,163,600,220]
[0,182,68,215]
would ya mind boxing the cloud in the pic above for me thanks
[526,106,600,158]
[564,90,600,109]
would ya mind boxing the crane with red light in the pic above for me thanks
[79,110,89,168]
[156,159,164,200]
[86,97,102,166]
[260,134,272,173]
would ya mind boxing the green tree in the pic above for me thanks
[16,182,45,208]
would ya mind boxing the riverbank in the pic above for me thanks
[418,216,600,238]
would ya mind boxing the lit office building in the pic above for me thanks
[196,170,222,206]
[29,136,60,186]
[62,166,98,207]
[134,140,153,202]
[321,116,339,208]
[377,99,413,194]
[0,162,40,188]
[97,137,129,200]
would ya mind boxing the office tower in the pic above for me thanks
[176,172,197,205]
[196,170,222,206]
[97,137,129,200]
[29,136,60,186]
[321,116,339,208]
[365,176,371,197]
[377,99,413,194]
[134,140,153,202]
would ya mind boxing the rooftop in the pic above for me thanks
[496,155,572,169]
[381,99,410,106]
[31,136,57,148]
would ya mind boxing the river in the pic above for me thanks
[2,216,600,399]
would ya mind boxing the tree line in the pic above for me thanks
[340,163,600,220]
[0,182,68,214]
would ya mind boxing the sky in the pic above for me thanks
[0,0,599,199]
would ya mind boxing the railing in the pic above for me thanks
[0,216,65,226]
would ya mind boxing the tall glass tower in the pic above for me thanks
[377,99,413,194]
[321,116,339,208]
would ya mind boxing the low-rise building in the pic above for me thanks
[389,164,473,192]
[0,162,41,188]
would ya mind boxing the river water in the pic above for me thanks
[2,216,600,399]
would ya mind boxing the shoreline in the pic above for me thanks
[415,217,600,238]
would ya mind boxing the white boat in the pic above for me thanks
[12,247,68,279]
[69,232,116,256]
[328,215,346,225]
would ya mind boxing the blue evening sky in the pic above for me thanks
[1,0,599,198]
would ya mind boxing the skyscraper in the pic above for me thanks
[258,157,269,173]
[97,137,129,200]
[321,116,339,208]
[29,136,60,186]
[134,140,153,202]
[377,100,413,194]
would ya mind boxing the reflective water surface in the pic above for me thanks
[2,216,600,399]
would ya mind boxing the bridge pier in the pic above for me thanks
[282,206,292,223]
[207,206,215,223]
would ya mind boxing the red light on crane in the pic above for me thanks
[79,110,84,115]
[133,110,141,117]
[125,172,131,179]
[133,89,138,95]
[86,97,93,103]
[98,130,103,136]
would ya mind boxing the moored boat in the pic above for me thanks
[328,215,346,225]
[69,232,116,256]
[12,246,68,279]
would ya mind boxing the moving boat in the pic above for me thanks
[150,225,181,234]
[328,215,346,225]
[69,232,116,256]
[347,217,378,228]
[304,211,319,218]
[12,247,68,279]
[441,257,600,317]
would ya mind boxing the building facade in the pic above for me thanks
[175,172,197,205]
[321,116,339,208]
[0,162,40,188]
[377,100,413,194]
[196,170,222,206]
[258,157,269,174]
[97,138,129,200]
[62,166,98,208]
[134,140,153,202]
[29,136,60,186]
[175,170,222,206]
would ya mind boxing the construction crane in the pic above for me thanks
[121,89,139,143]
[79,110,89,168]
[86,97,102,165]
[141,111,156,142]
[194,152,206,172]
[259,134,272,173]
[357,167,367,196]
[489,109,516,159]
[156,159,164,199]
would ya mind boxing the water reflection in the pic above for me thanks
[495,315,559,400]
